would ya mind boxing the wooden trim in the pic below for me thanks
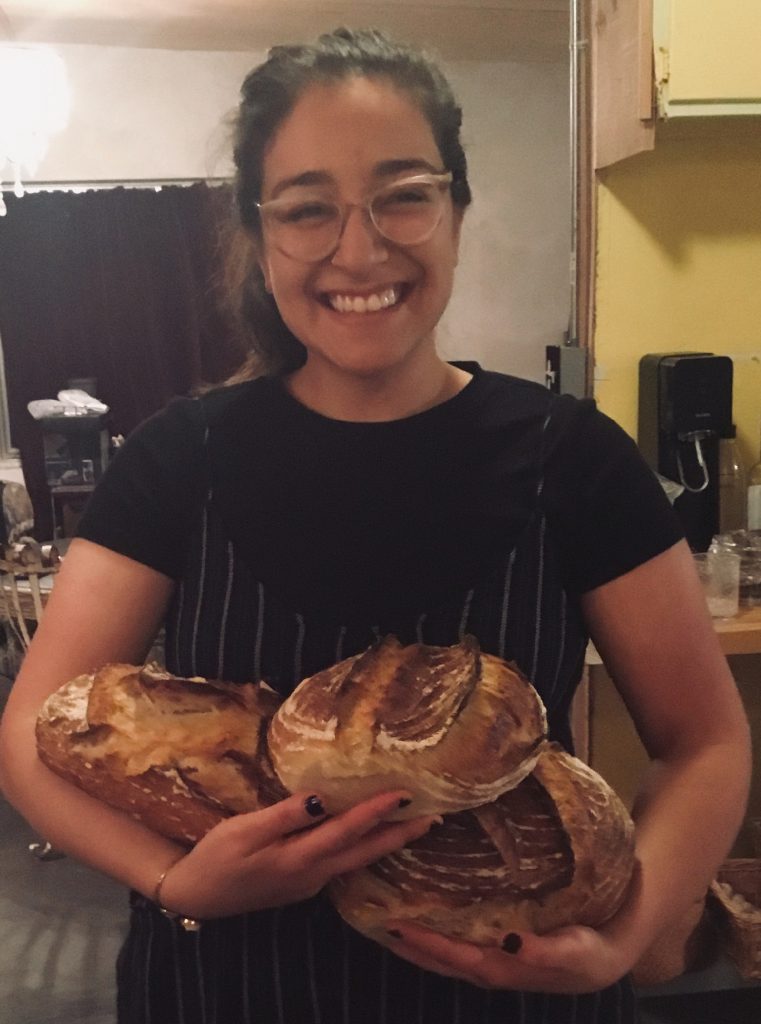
[592,0,656,169]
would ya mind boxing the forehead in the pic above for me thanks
[261,77,442,192]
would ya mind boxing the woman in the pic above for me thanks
[0,27,750,1024]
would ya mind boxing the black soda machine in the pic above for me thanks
[638,353,733,551]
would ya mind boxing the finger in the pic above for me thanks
[327,814,439,875]
[218,792,329,851]
[507,925,596,972]
[386,922,521,990]
[291,790,416,858]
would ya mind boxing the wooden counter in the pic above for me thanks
[714,606,761,656]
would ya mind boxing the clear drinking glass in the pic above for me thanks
[693,551,741,618]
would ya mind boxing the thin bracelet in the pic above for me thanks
[153,861,202,932]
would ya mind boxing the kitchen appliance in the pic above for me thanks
[638,353,733,551]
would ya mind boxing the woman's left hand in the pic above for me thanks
[384,920,634,994]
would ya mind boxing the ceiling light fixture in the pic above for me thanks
[0,44,70,215]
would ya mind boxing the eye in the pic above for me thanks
[375,184,436,212]
[273,200,337,226]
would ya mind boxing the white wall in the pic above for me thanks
[27,44,570,384]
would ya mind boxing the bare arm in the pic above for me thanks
[579,538,751,959]
[0,539,437,917]
[0,538,183,895]
[384,540,752,991]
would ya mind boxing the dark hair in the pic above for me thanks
[225,27,472,379]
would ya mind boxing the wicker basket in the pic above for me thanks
[709,858,761,980]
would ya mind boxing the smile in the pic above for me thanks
[324,286,403,314]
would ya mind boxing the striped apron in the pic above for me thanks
[116,409,639,1024]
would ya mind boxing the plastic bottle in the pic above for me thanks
[748,431,761,530]
[719,427,747,534]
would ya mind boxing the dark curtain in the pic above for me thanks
[0,183,247,538]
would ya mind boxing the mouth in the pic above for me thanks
[320,284,407,315]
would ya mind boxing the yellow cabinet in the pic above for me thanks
[654,0,761,116]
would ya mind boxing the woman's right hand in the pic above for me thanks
[156,790,436,920]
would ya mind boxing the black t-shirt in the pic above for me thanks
[77,363,683,614]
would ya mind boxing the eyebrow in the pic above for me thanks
[268,158,444,199]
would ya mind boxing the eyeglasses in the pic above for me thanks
[256,171,453,262]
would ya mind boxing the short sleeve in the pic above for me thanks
[542,398,685,594]
[75,397,206,579]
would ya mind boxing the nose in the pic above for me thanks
[330,204,389,270]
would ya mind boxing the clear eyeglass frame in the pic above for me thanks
[256,171,454,262]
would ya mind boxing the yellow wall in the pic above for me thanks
[591,125,761,858]
[593,123,761,470]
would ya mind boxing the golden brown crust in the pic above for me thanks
[329,745,636,947]
[36,664,287,844]
[268,636,548,819]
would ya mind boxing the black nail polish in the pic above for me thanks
[398,798,412,808]
[304,795,326,817]
[387,929,403,940]
[501,932,522,954]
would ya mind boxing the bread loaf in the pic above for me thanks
[36,663,287,844]
[329,744,636,946]
[268,635,548,819]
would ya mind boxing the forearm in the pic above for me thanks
[1,726,184,899]
[603,733,751,960]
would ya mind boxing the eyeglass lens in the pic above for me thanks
[263,178,447,260]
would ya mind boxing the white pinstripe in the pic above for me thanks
[530,516,546,682]
[497,549,516,659]
[169,920,186,1024]
[335,624,347,661]
[294,612,306,685]
[272,908,285,1024]
[241,914,251,1024]
[415,613,427,643]
[190,502,210,678]
[305,915,323,1024]
[546,587,567,703]
[451,978,461,1023]
[341,921,351,1024]
[517,989,527,1024]
[193,931,208,1024]
[379,946,389,1023]
[458,588,474,639]
[143,912,154,1024]
[216,540,235,678]
[568,992,578,1024]
[173,580,185,674]
[253,582,265,681]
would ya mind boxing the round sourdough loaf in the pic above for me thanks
[267,635,548,819]
[329,744,636,946]
[36,663,287,844]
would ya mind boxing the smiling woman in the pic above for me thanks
[0,23,751,1024]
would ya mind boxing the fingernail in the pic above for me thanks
[501,932,522,954]
[304,795,326,817]
[398,798,412,808]
[387,929,403,940]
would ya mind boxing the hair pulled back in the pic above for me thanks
[225,27,472,378]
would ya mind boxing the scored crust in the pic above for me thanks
[329,744,636,946]
[268,635,548,819]
[36,663,287,844]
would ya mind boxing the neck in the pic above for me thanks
[285,354,472,422]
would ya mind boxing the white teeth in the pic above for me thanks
[328,287,399,314]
